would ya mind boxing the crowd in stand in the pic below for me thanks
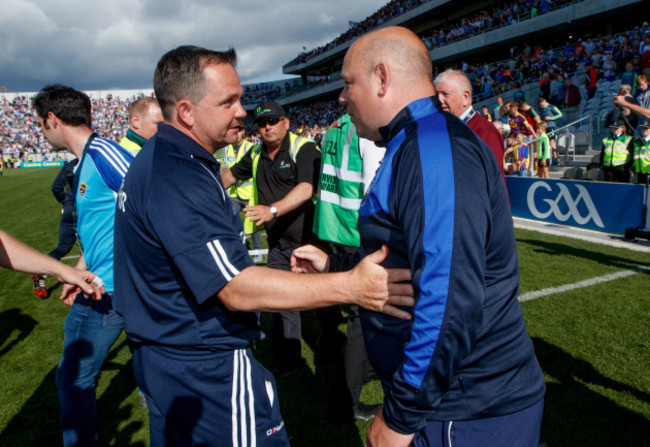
[1,92,342,166]
[295,0,427,64]
[294,0,580,67]
[1,94,138,164]
[3,18,649,166]
[420,0,575,51]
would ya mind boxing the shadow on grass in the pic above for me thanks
[533,337,650,446]
[518,238,650,271]
[0,337,144,446]
[0,308,37,357]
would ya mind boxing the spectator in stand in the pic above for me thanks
[640,38,650,78]
[493,96,504,120]
[516,131,533,175]
[537,96,563,162]
[635,75,650,125]
[434,69,505,176]
[481,105,493,122]
[602,54,617,82]
[621,63,638,95]
[513,82,526,103]
[584,62,598,99]
[563,77,582,108]
[507,101,537,138]
[519,100,541,143]
[536,122,551,178]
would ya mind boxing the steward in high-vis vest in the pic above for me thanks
[221,100,322,377]
[314,113,365,247]
[634,123,650,184]
[224,133,260,238]
[312,113,387,421]
[600,119,633,183]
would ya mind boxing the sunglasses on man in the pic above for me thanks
[255,117,283,127]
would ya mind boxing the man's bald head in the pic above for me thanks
[339,27,434,140]
[433,69,473,117]
[353,27,432,82]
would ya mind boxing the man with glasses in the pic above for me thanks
[222,101,323,377]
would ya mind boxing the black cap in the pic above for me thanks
[253,101,286,123]
[610,118,626,128]
[640,122,650,128]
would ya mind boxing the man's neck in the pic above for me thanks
[64,126,94,158]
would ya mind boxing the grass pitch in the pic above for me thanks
[0,167,648,446]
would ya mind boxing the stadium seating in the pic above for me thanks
[562,166,585,180]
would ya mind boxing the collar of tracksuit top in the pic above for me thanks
[125,129,148,148]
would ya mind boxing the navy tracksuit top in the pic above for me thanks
[330,96,545,434]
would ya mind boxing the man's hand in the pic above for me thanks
[366,408,414,447]
[291,244,330,273]
[244,205,274,226]
[350,245,413,320]
[613,95,629,108]
[59,268,104,306]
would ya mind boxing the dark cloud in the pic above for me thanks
[0,0,386,92]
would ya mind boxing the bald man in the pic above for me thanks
[434,69,505,176]
[292,27,545,447]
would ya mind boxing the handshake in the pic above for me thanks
[291,244,414,320]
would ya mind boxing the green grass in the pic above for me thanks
[1,168,649,446]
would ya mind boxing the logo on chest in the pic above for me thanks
[79,182,87,197]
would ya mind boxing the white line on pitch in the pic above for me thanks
[519,266,650,302]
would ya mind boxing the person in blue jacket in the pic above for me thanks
[292,26,545,447]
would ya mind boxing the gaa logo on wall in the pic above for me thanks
[506,177,644,235]
[526,181,604,228]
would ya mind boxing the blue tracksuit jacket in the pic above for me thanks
[330,96,545,434]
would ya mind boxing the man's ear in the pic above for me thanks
[176,100,194,128]
[463,90,472,109]
[47,111,58,129]
[131,115,141,131]
[375,62,390,98]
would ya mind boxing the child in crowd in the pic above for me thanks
[481,105,493,122]
[505,132,530,176]
[504,134,516,175]
[516,131,533,176]
[536,122,551,178]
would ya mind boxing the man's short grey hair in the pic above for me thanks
[433,68,473,97]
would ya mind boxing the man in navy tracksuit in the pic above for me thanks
[113,45,413,447]
[293,27,545,447]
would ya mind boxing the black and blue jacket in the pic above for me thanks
[330,97,545,434]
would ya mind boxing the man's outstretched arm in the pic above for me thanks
[220,245,414,320]
[0,229,101,299]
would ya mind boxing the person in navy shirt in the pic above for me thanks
[292,27,545,447]
[113,45,413,447]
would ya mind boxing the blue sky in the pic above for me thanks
[0,0,387,92]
